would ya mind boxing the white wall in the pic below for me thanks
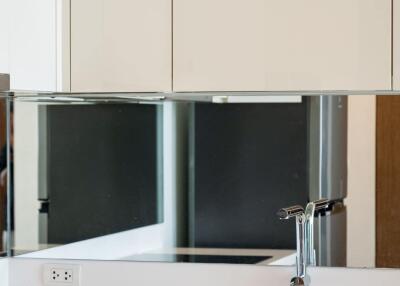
[0,0,10,74]
[14,102,40,250]
[346,96,376,268]
[0,0,57,91]
[163,102,188,246]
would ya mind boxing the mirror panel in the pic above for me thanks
[0,93,391,269]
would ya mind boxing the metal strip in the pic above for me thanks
[5,98,11,256]
[0,74,10,91]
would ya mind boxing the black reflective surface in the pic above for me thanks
[124,253,272,264]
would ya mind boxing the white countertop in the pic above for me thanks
[7,257,400,286]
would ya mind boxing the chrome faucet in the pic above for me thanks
[278,199,330,286]
[304,199,330,266]
[278,205,306,286]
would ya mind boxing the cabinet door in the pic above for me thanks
[394,0,400,90]
[173,0,391,91]
[71,0,171,92]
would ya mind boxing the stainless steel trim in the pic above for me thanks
[308,96,348,201]
[38,212,48,244]
[0,74,10,91]
[308,96,348,267]
[211,95,302,103]
[5,97,12,256]
[318,202,347,267]
[277,205,304,220]
[2,89,400,100]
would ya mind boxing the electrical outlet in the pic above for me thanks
[43,264,81,286]
[50,268,73,283]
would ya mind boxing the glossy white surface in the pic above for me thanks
[71,0,172,92]
[18,225,165,260]
[174,0,391,91]
[308,267,400,285]
[394,0,400,90]
[0,0,57,91]
[0,259,9,286]
[269,253,297,266]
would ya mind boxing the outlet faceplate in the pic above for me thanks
[43,264,81,286]
[51,268,73,283]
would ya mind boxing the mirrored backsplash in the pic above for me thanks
[0,93,395,269]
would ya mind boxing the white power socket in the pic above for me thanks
[43,264,81,286]
[50,268,73,283]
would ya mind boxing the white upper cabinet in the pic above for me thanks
[173,0,392,92]
[394,0,400,90]
[71,0,171,92]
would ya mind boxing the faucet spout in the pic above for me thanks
[278,199,331,285]
[304,199,330,266]
[277,205,306,279]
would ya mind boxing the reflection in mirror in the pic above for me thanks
[0,98,6,256]
[0,93,385,270]
[7,99,164,257]
[186,97,347,267]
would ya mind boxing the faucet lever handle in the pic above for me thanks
[277,205,304,220]
[312,198,330,212]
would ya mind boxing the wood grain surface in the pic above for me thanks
[376,96,400,267]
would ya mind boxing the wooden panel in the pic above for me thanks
[174,0,391,91]
[71,0,172,92]
[376,96,400,267]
